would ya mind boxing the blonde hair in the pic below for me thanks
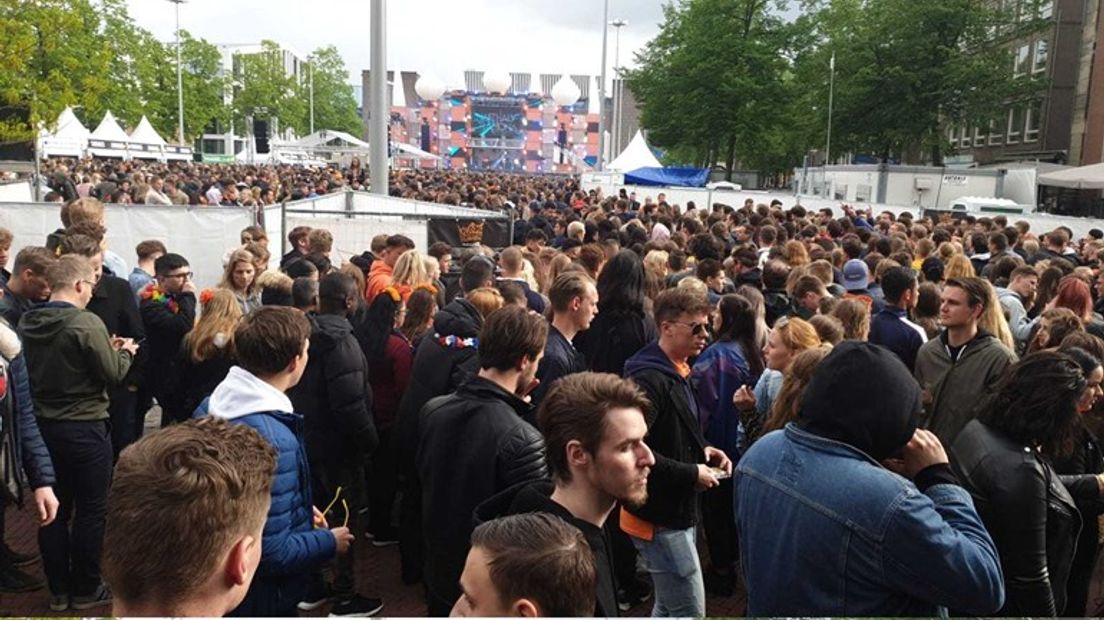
[978,278,1015,351]
[774,317,822,357]
[783,240,809,267]
[184,289,241,363]
[219,249,258,295]
[392,249,430,288]
[761,346,832,435]
[832,298,871,341]
[676,276,708,297]
[943,254,976,280]
[467,286,505,319]
[643,250,670,276]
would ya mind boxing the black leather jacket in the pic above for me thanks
[416,376,548,614]
[951,419,1099,616]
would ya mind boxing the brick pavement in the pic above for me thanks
[0,497,746,617]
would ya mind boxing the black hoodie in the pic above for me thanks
[474,482,619,618]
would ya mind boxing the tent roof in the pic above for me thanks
[294,129,370,149]
[90,111,131,143]
[129,116,166,146]
[393,141,440,161]
[52,107,90,140]
[607,130,662,172]
[1038,162,1104,190]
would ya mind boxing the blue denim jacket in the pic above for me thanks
[735,424,1005,617]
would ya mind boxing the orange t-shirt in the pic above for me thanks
[620,507,654,541]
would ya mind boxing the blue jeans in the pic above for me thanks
[630,526,705,617]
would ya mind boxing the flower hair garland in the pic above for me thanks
[199,289,215,305]
[139,282,181,315]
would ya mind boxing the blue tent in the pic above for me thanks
[624,166,709,187]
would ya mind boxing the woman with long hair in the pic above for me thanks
[355,286,414,542]
[391,249,431,301]
[734,284,770,351]
[1031,266,1064,319]
[1052,275,1104,340]
[401,287,437,346]
[691,294,767,593]
[832,298,871,341]
[951,351,1104,616]
[219,249,261,314]
[978,279,1015,351]
[733,317,821,450]
[643,249,670,302]
[173,289,241,420]
[574,249,657,376]
[1053,345,1104,616]
[760,346,832,435]
[1028,307,1084,353]
[914,282,942,340]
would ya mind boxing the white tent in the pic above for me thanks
[1038,162,1104,190]
[88,111,132,158]
[607,130,662,172]
[128,116,168,160]
[39,107,90,158]
[294,129,370,149]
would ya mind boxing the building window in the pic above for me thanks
[1007,107,1023,143]
[1039,0,1053,19]
[1034,39,1048,73]
[960,126,971,147]
[973,125,986,147]
[1014,44,1030,76]
[948,126,958,148]
[1025,102,1041,142]
[988,117,1004,146]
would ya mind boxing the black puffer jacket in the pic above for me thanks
[394,298,483,475]
[289,313,378,466]
[417,376,547,615]
[951,419,1100,616]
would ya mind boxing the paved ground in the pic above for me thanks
[0,497,747,616]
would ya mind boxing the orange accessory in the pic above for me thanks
[620,508,655,542]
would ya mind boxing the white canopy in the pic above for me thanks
[1038,162,1104,190]
[128,116,168,160]
[393,141,440,161]
[88,111,132,158]
[39,107,91,158]
[293,129,370,149]
[607,130,662,172]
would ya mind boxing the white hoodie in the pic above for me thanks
[207,366,294,420]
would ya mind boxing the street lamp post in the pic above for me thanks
[309,57,315,135]
[167,0,186,145]
[369,0,388,195]
[826,51,835,166]
[610,18,627,157]
[596,0,610,171]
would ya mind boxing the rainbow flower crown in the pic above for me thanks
[139,282,180,314]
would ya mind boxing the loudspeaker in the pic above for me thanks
[253,118,270,154]
[0,105,34,161]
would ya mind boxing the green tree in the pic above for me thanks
[232,40,304,138]
[0,0,111,143]
[792,0,1049,163]
[175,30,231,142]
[295,45,362,136]
[625,0,795,177]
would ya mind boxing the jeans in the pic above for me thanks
[37,420,112,597]
[630,526,705,617]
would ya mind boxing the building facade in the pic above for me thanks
[1070,0,1104,165]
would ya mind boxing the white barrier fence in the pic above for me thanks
[0,202,259,290]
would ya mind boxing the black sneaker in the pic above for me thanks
[369,527,399,547]
[328,595,384,617]
[71,584,112,611]
[3,544,38,567]
[0,565,44,593]
[297,581,335,611]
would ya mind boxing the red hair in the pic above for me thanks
[1055,276,1093,323]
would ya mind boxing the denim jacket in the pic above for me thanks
[735,424,1005,617]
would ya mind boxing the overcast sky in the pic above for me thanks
[127,0,668,92]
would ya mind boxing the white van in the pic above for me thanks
[947,196,1031,215]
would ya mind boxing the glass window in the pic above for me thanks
[1025,102,1041,142]
[988,117,1004,145]
[1040,0,1053,19]
[1015,44,1030,76]
[1034,39,1048,73]
[960,126,971,147]
[974,125,986,146]
[1007,107,1023,143]
[948,126,958,147]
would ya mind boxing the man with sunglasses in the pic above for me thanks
[622,288,732,617]
[138,253,196,425]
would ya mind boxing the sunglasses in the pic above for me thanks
[669,321,709,336]
[319,486,350,529]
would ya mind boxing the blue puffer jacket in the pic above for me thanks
[197,366,336,617]
[0,319,55,491]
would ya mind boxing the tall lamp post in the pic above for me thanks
[596,0,610,171]
[309,56,315,135]
[825,51,835,166]
[369,0,388,195]
[610,18,627,157]
[167,0,186,145]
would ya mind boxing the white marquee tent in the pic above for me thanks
[88,111,132,158]
[38,107,90,158]
[607,130,662,172]
[1038,162,1104,190]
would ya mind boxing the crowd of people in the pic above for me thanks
[5,176,1104,618]
[30,157,584,213]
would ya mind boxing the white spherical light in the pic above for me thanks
[551,75,581,107]
[483,70,512,94]
[415,73,446,101]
